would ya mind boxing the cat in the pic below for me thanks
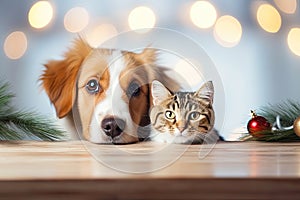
[149,80,219,144]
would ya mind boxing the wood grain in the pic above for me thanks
[0,141,300,199]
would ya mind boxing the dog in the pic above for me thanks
[41,38,178,144]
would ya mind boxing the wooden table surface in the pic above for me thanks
[0,141,300,199]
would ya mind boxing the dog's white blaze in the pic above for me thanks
[89,51,136,143]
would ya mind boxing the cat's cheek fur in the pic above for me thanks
[150,128,174,143]
[173,136,196,144]
[150,128,197,144]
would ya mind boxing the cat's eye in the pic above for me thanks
[189,111,201,120]
[127,82,141,98]
[165,110,176,120]
[86,79,101,94]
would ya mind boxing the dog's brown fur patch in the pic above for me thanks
[41,38,92,118]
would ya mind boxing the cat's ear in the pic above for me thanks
[151,80,172,105]
[196,81,214,104]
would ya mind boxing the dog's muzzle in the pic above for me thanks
[101,117,125,138]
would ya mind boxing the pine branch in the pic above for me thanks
[0,81,66,141]
[259,100,300,127]
[247,130,300,142]
[0,83,14,109]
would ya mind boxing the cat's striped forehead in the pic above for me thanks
[174,92,194,108]
[167,92,208,110]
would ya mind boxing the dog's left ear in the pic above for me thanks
[40,38,92,118]
[138,48,157,64]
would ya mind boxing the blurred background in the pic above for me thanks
[0,0,299,140]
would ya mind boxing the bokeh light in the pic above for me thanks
[128,6,156,32]
[274,0,297,14]
[28,1,54,29]
[287,28,300,57]
[64,7,89,33]
[86,24,118,47]
[4,31,28,60]
[190,1,217,29]
[213,15,242,48]
[256,4,281,33]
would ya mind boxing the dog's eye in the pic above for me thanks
[127,82,141,98]
[86,79,100,94]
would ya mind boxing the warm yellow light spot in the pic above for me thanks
[128,6,156,32]
[86,24,118,47]
[213,15,242,48]
[257,4,281,33]
[287,28,300,57]
[4,31,28,60]
[64,7,89,33]
[274,0,297,14]
[28,1,54,29]
[190,1,217,29]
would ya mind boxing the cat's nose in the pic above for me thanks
[178,127,185,133]
[101,117,125,138]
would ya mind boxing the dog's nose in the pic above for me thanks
[101,117,125,138]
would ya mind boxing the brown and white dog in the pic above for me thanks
[41,38,178,144]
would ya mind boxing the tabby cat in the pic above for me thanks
[149,80,218,144]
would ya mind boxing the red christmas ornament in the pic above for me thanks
[247,110,271,137]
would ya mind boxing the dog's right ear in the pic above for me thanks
[40,38,92,118]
